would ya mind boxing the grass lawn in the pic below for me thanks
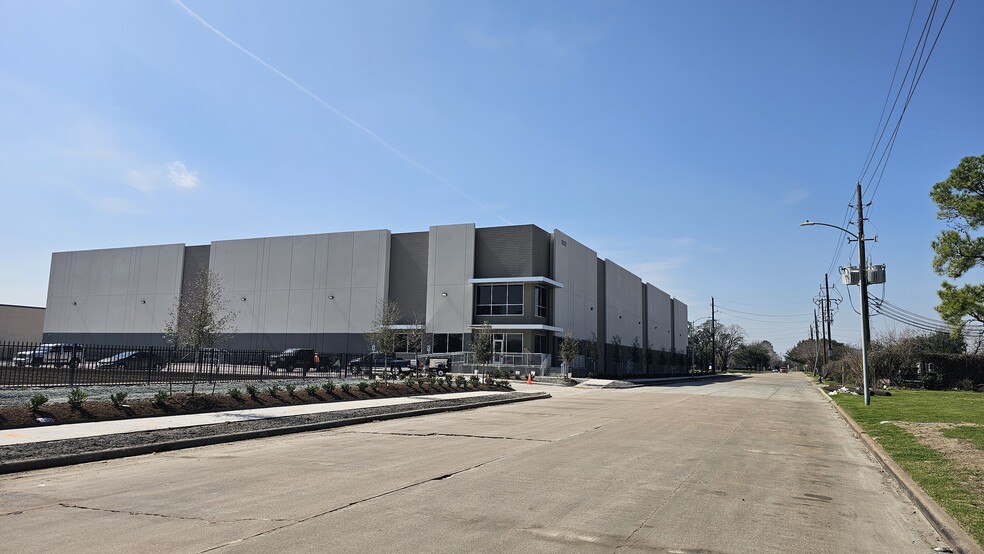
[834,389,984,547]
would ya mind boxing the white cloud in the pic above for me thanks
[167,161,200,189]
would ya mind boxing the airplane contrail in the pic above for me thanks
[173,0,512,225]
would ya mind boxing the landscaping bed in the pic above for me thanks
[1,378,514,430]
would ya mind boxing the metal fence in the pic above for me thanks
[0,341,417,388]
[0,341,557,388]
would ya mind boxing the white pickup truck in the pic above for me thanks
[12,344,84,368]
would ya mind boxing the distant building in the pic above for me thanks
[0,304,45,342]
[41,224,689,374]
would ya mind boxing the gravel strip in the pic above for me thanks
[0,392,540,466]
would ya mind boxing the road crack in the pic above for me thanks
[345,430,552,442]
[58,503,291,524]
[198,457,504,552]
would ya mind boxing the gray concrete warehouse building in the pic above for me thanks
[41,224,689,375]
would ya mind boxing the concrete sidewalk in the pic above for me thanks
[0,390,513,446]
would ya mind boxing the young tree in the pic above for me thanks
[930,153,984,331]
[470,322,494,365]
[587,332,601,372]
[162,270,238,394]
[630,336,641,371]
[364,299,403,359]
[405,310,429,374]
[559,329,580,375]
[611,335,623,375]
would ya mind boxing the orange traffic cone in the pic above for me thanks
[527,373,532,385]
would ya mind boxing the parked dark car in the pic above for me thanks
[347,354,411,376]
[268,348,316,372]
[96,351,165,371]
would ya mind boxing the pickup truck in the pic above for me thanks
[347,354,412,376]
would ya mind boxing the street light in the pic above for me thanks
[800,217,872,406]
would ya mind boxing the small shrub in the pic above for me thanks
[246,384,259,398]
[305,384,319,396]
[455,375,466,387]
[285,384,296,396]
[497,380,512,388]
[357,381,369,392]
[228,388,243,400]
[322,380,336,393]
[469,375,480,387]
[370,380,381,391]
[267,384,282,396]
[28,393,48,411]
[340,382,351,393]
[110,391,129,407]
[417,378,426,388]
[67,387,88,409]
[428,376,437,386]
[153,389,169,406]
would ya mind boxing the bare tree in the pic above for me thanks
[611,335,623,376]
[364,299,403,361]
[405,310,429,375]
[714,324,745,371]
[587,332,601,373]
[163,270,238,394]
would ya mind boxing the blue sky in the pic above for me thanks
[1,1,982,356]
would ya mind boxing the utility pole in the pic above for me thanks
[813,309,821,375]
[811,314,819,378]
[818,294,828,365]
[856,182,872,406]
[710,297,716,373]
[825,273,834,362]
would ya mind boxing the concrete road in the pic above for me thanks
[0,373,944,553]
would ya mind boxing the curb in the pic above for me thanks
[0,392,551,475]
[813,380,982,554]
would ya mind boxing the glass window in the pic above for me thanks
[506,333,523,353]
[491,286,507,304]
[475,284,523,316]
[534,286,548,318]
[477,286,492,304]
[448,334,463,352]
[433,334,448,353]
[533,334,547,353]
[507,284,523,304]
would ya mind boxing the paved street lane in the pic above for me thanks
[0,374,945,553]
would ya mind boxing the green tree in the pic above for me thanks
[732,341,771,370]
[163,269,238,394]
[629,336,641,370]
[470,322,494,365]
[559,330,580,374]
[930,153,984,330]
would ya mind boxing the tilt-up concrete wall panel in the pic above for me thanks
[427,224,475,335]
[42,244,185,344]
[604,259,644,348]
[551,229,598,340]
[672,298,689,354]
[646,284,674,352]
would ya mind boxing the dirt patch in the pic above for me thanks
[0,382,512,430]
[892,421,984,504]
